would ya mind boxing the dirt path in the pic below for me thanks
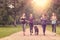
[0,25,60,40]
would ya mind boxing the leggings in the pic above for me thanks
[22,24,26,32]
[52,24,56,33]
[29,23,33,33]
[42,25,46,34]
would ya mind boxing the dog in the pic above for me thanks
[34,26,39,35]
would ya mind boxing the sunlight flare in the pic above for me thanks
[32,0,52,10]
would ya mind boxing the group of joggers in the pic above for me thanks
[20,12,57,36]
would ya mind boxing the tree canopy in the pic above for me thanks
[0,0,60,25]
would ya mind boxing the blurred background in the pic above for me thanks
[0,0,60,26]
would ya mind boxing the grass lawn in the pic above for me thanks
[47,25,60,35]
[0,25,28,38]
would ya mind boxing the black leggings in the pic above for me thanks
[29,23,33,33]
[22,24,26,32]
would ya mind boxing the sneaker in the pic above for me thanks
[43,33,45,36]
[23,32,25,36]
[54,33,56,36]
[30,33,32,35]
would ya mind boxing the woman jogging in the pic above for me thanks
[41,14,47,36]
[51,12,57,35]
[29,14,34,35]
[20,13,26,36]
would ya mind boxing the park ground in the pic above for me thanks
[0,25,60,40]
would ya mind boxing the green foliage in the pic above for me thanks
[8,15,14,24]
[0,0,60,25]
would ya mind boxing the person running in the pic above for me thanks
[51,12,57,35]
[20,13,26,36]
[29,14,34,35]
[41,14,47,36]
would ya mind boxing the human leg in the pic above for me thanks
[22,24,26,36]
[29,23,33,35]
[42,25,46,35]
